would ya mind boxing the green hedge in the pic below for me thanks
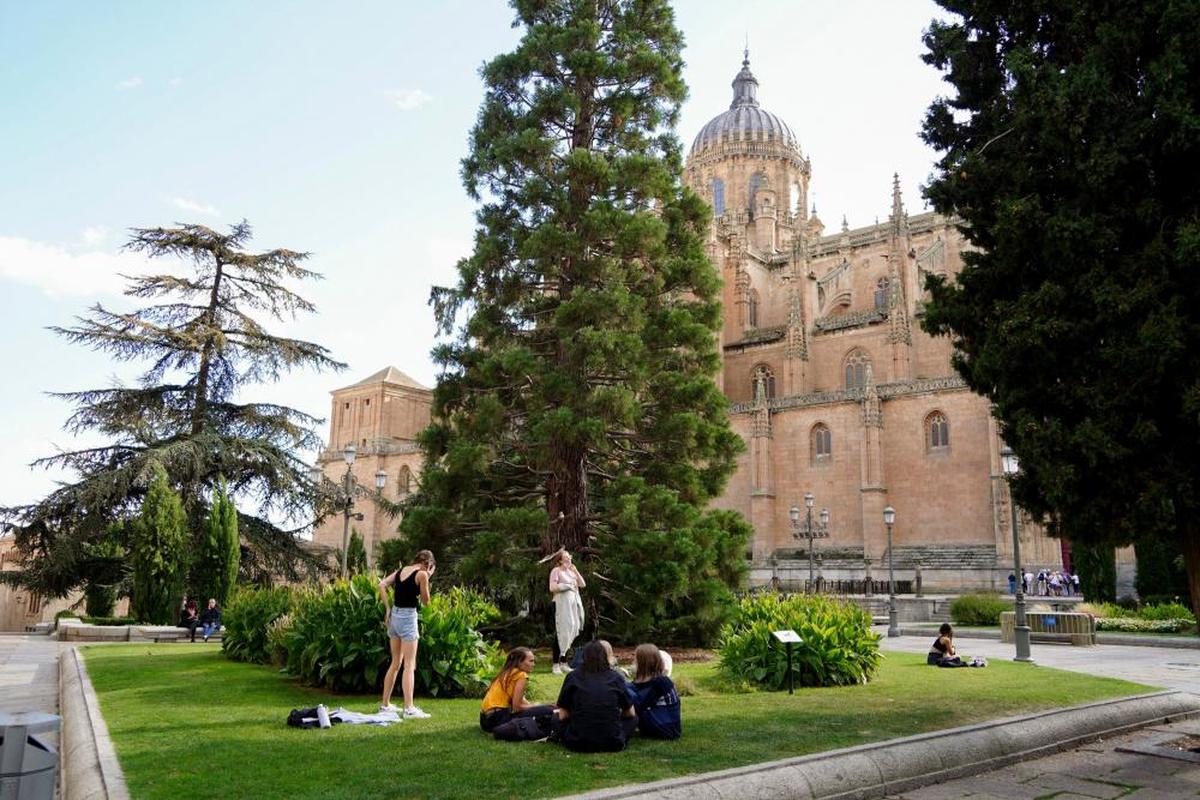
[284,577,502,697]
[718,593,881,690]
[82,616,138,626]
[949,593,1009,626]
[1095,617,1194,633]
[222,586,295,664]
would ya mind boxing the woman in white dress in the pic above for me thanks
[548,549,586,674]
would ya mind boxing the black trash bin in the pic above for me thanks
[0,712,59,800]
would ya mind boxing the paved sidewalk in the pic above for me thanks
[0,633,62,716]
[880,632,1200,798]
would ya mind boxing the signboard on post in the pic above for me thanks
[772,629,802,694]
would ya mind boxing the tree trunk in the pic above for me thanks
[545,444,589,555]
[1180,523,1200,637]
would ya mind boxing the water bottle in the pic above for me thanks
[317,704,331,729]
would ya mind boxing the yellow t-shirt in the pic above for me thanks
[480,669,529,713]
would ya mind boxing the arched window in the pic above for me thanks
[844,349,871,390]
[874,277,890,310]
[752,364,776,401]
[811,423,832,462]
[398,466,413,495]
[711,177,725,215]
[926,412,950,451]
[748,289,760,327]
[749,171,766,208]
[790,181,802,215]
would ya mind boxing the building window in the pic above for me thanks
[811,423,832,461]
[752,364,776,401]
[874,277,890,310]
[749,171,765,208]
[344,402,350,409]
[844,349,871,390]
[927,412,950,451]
[364,398,370,406]
[398,466,413,496]
[27,592,43,616]
[748,289,759,327]
[712,177,725,215]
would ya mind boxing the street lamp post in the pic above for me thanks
[1000,445,1033,662]
[884,505,898,637]
[310,443,388,579]
[789,494,830,591]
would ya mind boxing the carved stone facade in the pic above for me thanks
[309,366,431,566]
[686,54,1067,589]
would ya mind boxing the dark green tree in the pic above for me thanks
[375,538,408,577]
[919,1,1200,622]
[344,528,368,577]
[82,523,127,617]
[2,222,344,597]
[403,0,748,644]
[192,480,240,605]
[131,465,188,624]
[1134,534,1191,605]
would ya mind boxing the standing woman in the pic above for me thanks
[548,549,586,674]
[380,550,436,719]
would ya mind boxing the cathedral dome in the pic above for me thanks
[690,52,799,156]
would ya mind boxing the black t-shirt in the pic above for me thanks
[556,669,632,752]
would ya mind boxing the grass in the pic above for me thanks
[84,644,1155,800]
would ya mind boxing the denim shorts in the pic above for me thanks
[388,607,419,641]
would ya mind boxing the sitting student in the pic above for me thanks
[479,647,556,733]
[178,598,200,642]
[556,640,637,752]
[927,623,967,667]
[199,598,222,643]
[627,644,680,740]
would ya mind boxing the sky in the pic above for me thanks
[0,0,953,511]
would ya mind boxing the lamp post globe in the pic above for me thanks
[375,469,387,490]
[999,446,1033,662]
[343,442,357,466]
[883,506,898,637]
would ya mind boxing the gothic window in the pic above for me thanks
[712,177,725,215]
[874,277,890,310]
[749,171,766,208]
[790,181,802,215]
[398,466,413,496]
[844,349,871,390]
[752,364,776,401]
[748,289,760,327]
[926,412,950,451]
[27,592,42,616]
[811,423,832,462]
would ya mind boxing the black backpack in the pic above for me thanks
[286,707,321,728]
[492,713,552,742]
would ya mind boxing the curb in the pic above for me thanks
[562,691,1200,800]
[893,626,1200,649]
[58,647,130,800]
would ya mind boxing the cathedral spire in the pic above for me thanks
[730,49,760,110]
[889,172,908,237]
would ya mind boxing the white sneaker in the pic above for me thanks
[403,706,431,719]
[379,703,399,713]
[552,663,562,675]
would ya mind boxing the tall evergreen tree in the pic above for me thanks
[404,0,748,643]
[344,528,368,577]
[131,465,188,624]
[193,480,240,606]
[919,1,1200,618]
[2,221,344,597]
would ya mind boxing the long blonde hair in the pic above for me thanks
[634,643,665,682]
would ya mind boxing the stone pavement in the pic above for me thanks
[0,633,61,716]
[879,631,1200,798]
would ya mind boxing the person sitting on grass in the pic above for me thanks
[927,623,967,667]
[199,598,222,643]
[627,644,680,740]
[556,640,637,752]
[479,647,557,733]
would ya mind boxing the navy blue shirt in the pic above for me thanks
[627,676,681,740]
[556,669,633,752]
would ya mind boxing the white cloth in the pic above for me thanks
[328,707,401,727]
[552,569,585,656]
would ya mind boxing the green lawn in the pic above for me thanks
[85,645,1154,800]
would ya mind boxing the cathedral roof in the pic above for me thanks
[690,51,799,157]
[335,366,429,392]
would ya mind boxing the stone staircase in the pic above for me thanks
[882,545,998,570]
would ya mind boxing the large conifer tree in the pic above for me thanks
[131,464,188,624]
[3,222,344,595]
[404,0,748,642]
[919,1,1200,616]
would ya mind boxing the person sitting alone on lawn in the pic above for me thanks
[179,598,200,642]
[199,598,222,643]
[479,647,557,733]
[556,640,637,752]
[927,623,966,667]
[626,644,680,740]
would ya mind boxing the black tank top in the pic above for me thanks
[393,569,421,608]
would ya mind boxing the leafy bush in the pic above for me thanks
[1141,594,1194,611]
[1095,617,1193,633]
[284,577,502,697]
[82,616,137,626]
[1078,601,1133,619]
[55,609,81,621]
[265,614,292,667]
[1137,602,1196,623]
[222,586,295,664]
[949,593,1009,626]
[717,593,881,690]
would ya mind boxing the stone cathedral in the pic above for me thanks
[314,54,1070,591]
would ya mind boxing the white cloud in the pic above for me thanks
[116,76,143,90]
[0,236,150,298]
[384,88,433,111]
[81,225,109,246]
[170,196,221,216]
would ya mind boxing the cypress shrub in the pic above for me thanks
[130,465,188,624]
